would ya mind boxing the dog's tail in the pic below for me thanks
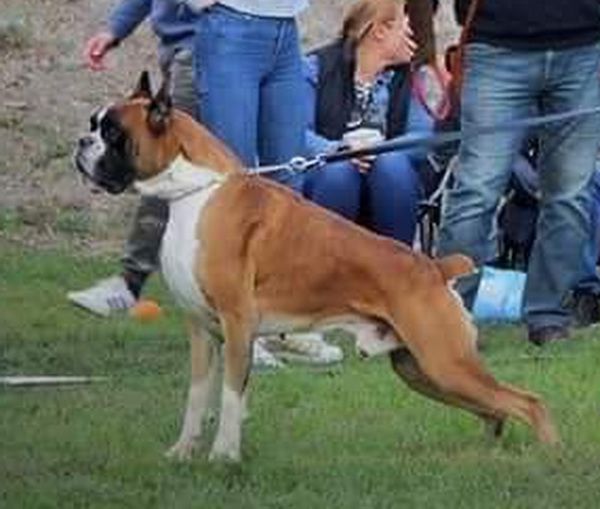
[436,254,474,282]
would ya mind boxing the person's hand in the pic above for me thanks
[351,156,375,174]
[342,129,382,173]
[84,31,117,71]
[403,16,418,60]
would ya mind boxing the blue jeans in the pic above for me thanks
[577,169,600,292]
[303,151,422,245]
[438,42,600,329]
[194,4,305,192]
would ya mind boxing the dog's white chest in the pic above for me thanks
[135,156,224,316]
[160,188,218,314]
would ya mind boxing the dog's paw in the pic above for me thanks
[165,439,196,461]
[208,443,240,463]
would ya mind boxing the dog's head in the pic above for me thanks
[74,71,180,194]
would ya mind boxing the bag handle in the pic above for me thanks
[411,0,483,121]
[451,0,484,104]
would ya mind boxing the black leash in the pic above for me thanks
[248,104,600,177]
[323,104,600,165]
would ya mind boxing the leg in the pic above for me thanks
[169,48,197,118]
[166,317,219,461]
[67,196,168,316]
[121,196,169,297]
[210,311,254,462]
[194,5,266,165]
[389,348,505,439]
[303,161,362,222]
[366,151,422,245]
[386,290,558,444]
[411,333,557,444]
[437,43,538,308]
[574,168,600,292]
[525,43,600,332]
[258,17,306,192]
[121,44,193,296]
[570,169,600,327]
[415,346,557,444]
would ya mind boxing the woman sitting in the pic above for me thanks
[302,0,433,245]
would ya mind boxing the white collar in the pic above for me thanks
[134,155,226,201]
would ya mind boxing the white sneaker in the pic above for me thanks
[263,332,343,365]
[67,276,136,317]
[253,337,284,369]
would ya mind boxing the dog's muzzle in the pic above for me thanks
[73,135,134,195]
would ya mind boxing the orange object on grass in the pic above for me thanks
[129,299,163,321]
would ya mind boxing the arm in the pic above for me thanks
[303,55,341,158]
[404,89,435,162]
[84,0,151,71]
[107,0,152,42]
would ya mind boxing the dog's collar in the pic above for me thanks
[134,155,226,201]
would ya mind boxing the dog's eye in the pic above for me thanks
[102,124,123,145]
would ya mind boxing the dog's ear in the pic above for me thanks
[436,254,475,282]
[130,71,153,100]
[146,78,173,135]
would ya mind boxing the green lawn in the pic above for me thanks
[2,245,600,508]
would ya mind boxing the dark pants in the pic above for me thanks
[121,49,195,277]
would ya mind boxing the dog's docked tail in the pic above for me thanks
[436,254,474,282]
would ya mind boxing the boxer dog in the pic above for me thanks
[74,73,558,462]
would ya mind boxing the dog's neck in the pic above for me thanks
[134,155,225,201]
[172,111,243,175]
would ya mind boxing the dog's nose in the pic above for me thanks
[78,136,94,149]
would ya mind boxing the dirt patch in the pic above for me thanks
[0,0,457,252]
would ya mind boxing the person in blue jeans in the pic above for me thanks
[301,0,432,246]
[68,0,199,316]
[191,0,344,365]
[437,0,600,345]
[193,1,307,193]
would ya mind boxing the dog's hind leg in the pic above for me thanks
[414,349,559,445]
[387,290,558,445]
[389,348,505,440]
[166,316,220,461]
[209,310,254,463]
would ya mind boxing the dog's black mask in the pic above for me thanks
[74,108,137,194]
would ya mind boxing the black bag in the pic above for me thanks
[496,156,540,271]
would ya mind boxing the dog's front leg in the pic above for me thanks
[166,316,219,461]
[209,311,253,463]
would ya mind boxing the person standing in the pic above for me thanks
[68,0,198,317]
[187,1,343,364]
[437,0,600,345]
[191,0,307,192]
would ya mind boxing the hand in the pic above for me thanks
[83,31,117,71]
[399,14,418,63]
[351,156,375,174]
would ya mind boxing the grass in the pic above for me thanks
[2,245,600,508]
[0,13,31,51]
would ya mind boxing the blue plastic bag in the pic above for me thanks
[472,266,525,322]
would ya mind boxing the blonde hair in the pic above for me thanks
[340,0,404,46]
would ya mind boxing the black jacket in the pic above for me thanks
[454,0,600,49]
[310,40,412,141]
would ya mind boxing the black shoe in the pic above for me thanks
[527,325,570,346]
[570,291,600,328]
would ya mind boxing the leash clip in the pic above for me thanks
[288,155,326,173]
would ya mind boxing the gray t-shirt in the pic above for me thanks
[185,0,308,17]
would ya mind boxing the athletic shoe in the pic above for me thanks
[67,276,136,317]
[262,332,343,365]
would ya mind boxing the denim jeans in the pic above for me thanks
[576,168,600,293]
[303,152,422,245]
[437,42,600,329]
[194,4,306,192]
